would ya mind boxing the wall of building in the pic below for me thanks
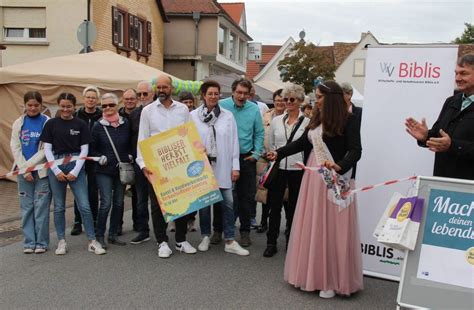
[334,34,380,95]
[164,16,217,57]
[164,60,194,80]
[92,0,165,69]
[0,0,87,67]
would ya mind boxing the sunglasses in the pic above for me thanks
[137,92,149,97]
[283,97,298,103]
[101,103,117,109]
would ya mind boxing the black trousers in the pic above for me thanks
[148,182,187,243]
[213,157,257,233]
[266,169,304,246]
[73,161,98,225]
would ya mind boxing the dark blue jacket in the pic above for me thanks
[90,117,131,176]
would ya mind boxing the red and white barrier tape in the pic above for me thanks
[1,156,100,178]
[295,162,417,196]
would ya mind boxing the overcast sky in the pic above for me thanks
[219,0,472,45]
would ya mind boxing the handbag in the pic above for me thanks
[377,196,424,251]
[103,126,135,185]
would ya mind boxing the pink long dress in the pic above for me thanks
[283,130,363,296]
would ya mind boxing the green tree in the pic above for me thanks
[452,23,474,44]
[277,41,336,94]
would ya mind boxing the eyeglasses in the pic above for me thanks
[101,103,117,109]
[283,97,297,103]
[137,92,149,97]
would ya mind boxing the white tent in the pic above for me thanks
[0,50,172,177]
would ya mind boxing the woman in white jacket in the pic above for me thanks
[10,91,51,254]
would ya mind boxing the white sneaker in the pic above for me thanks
[23,248,34,254]
[88,240,106,255]
[34,248,47,254]
[225,241,250,256]
[198,236,210,252]
[158,241,172,258]
[319,290,335,299]
[55,240,67,255]
[175,241,197,254]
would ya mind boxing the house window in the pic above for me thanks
[229,33,237,60]
[238,39,245,64]
[3,7,47,42]
[112,6,151,56]
[353,59,365,77]
[218,25,225,55]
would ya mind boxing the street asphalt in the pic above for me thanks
[0,209,398,309]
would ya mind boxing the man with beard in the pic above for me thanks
[129,81,155,244]
[136,75,197,258]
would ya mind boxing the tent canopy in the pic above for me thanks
[0,50,170,89]
[0,50,173,178]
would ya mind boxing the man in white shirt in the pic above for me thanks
[136,75,197,258]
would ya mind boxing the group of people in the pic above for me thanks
[10,53,473,299]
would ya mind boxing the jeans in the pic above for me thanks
[73,161,98,225]
[96,173,125,237]
[17,172,51,249]
[199,188,235,240]
[48,157,95,240]
[134,164,150,234]
[266,169,303,245]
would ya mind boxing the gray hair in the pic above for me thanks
[101,93,119,105]
[82,85,101,97]
[137,81,152,92]
[340,82,353,94]
[281,84,305,101]
[458,54,474,67]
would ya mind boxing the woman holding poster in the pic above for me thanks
[266,81,363,298]
[190,80,249,256]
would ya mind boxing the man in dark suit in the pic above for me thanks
[405,54,474,180]
[341,82,363,180]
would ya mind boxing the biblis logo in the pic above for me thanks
[399,62,440,78]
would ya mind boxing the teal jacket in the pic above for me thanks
[219,97,264,160]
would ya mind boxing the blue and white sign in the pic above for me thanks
[417,189,474,288]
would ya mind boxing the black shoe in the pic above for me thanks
[130,233,150,245]
[239,231,251,247]
[263,245,278,257]
[71,223,82,236]
[210,232,222,245]
[108,236,127,246]
[116,226,123,236]
[256,224,268,234]
[96,236,107,249]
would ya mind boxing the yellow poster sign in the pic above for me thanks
[138,122,223,222]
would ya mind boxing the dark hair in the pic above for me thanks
[272,88,283,100]
[24,91,42,104]
[178,91,195,102]
[458,54,474,67]
[200,80,221,96]
[307,80,348,136]
[231,78,252,92]
[57,92,77,105]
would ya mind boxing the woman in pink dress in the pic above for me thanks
[266,80,363,298]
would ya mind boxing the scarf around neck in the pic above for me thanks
[103,113,120,128]
[197,104,221,161]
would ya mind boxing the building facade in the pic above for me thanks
[162,0,252,81]
[0,0,167,68]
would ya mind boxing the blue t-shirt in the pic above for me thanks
[21,114,48,160]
